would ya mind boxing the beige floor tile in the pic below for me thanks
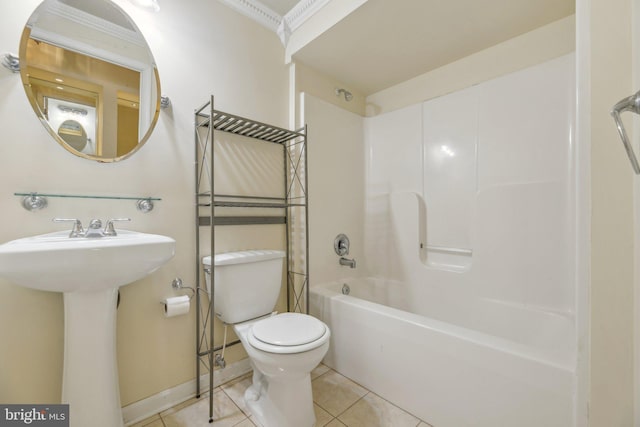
[311,363,331,380]
[337,392,420,427]
[161,389,246,427]
[222,372,252,388]
[221,373,253,416]
[140,419,165,427]
[129,414,164,427]
[154,369,430,427]
[314,403,334,426]
[160,392,210,418]
[312,370,368,417]
[248,416,263,427]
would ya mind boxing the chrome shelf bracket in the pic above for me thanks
[22,194,48,211]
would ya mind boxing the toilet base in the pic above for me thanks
[244,365,315,427]
[231,315,330,427]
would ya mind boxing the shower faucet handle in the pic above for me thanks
[103,218,131,236]
[334,234,350,256]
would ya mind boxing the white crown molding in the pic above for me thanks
[284,0,331,32]
[277,19,292,46]
[217,0,282,33]
[28,26,150,71]
[37,0,146,47]
[218,0,330,46]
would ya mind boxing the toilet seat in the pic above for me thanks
[248,313,329,354]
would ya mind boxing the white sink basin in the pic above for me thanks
[0,228,176,427]
[0,230,175,292]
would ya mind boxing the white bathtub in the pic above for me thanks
[309,278,575,427]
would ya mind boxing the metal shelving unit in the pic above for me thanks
[193,96,309,422]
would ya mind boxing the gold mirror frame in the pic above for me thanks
[19,0,161,163]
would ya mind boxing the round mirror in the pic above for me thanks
[19,0,161,162]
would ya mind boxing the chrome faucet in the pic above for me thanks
[84,219,104,238]
[335,234,356,268]
[53,217,131,238]
[339,257,356,269]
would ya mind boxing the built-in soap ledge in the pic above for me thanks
[420,244,473,272]
[15,192,161,213]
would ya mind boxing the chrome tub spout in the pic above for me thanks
[339,257,356,268]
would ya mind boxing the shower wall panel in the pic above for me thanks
[363,104,422,279]
[422,86,478,264]
[364,53,575,313]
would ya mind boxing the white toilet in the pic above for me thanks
[202,250,330,427]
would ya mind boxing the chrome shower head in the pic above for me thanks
[335,88,353,102]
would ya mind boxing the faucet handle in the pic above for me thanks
[103,218,131,236]
[53,218,84,238]
[334,234,350,256]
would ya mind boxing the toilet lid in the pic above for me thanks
[251,313,326,346]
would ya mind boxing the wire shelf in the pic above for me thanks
[197,109,305,144]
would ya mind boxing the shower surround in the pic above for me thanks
[308,53,577,426]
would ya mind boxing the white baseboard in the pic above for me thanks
[122,359,252,426]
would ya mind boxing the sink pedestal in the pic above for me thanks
[62,288,123,427]
[0,229,176,427]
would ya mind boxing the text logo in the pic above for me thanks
[0,405,68,427]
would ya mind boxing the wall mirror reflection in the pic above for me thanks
[58,119,89,152]
[49,99,96,154]
[19,0,161,162]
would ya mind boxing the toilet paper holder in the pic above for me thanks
[159,278,195,306]
[160,278,195,318]
[170,277,195,299]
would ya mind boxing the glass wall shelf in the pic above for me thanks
[15,192,161,213]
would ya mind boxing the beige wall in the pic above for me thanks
[295,61,366,116]
[588,0,635,424]
[303,94,366,286]
[366,15,575,115]
[0,0,288,407]
[293,58,367,288]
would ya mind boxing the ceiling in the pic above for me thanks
[259,0,300,15]
[291,0,575,95]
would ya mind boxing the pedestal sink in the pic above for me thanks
[0,230,176,427]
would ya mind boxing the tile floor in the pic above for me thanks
[130,364,434,427]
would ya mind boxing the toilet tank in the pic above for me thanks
[202,250,285,324]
